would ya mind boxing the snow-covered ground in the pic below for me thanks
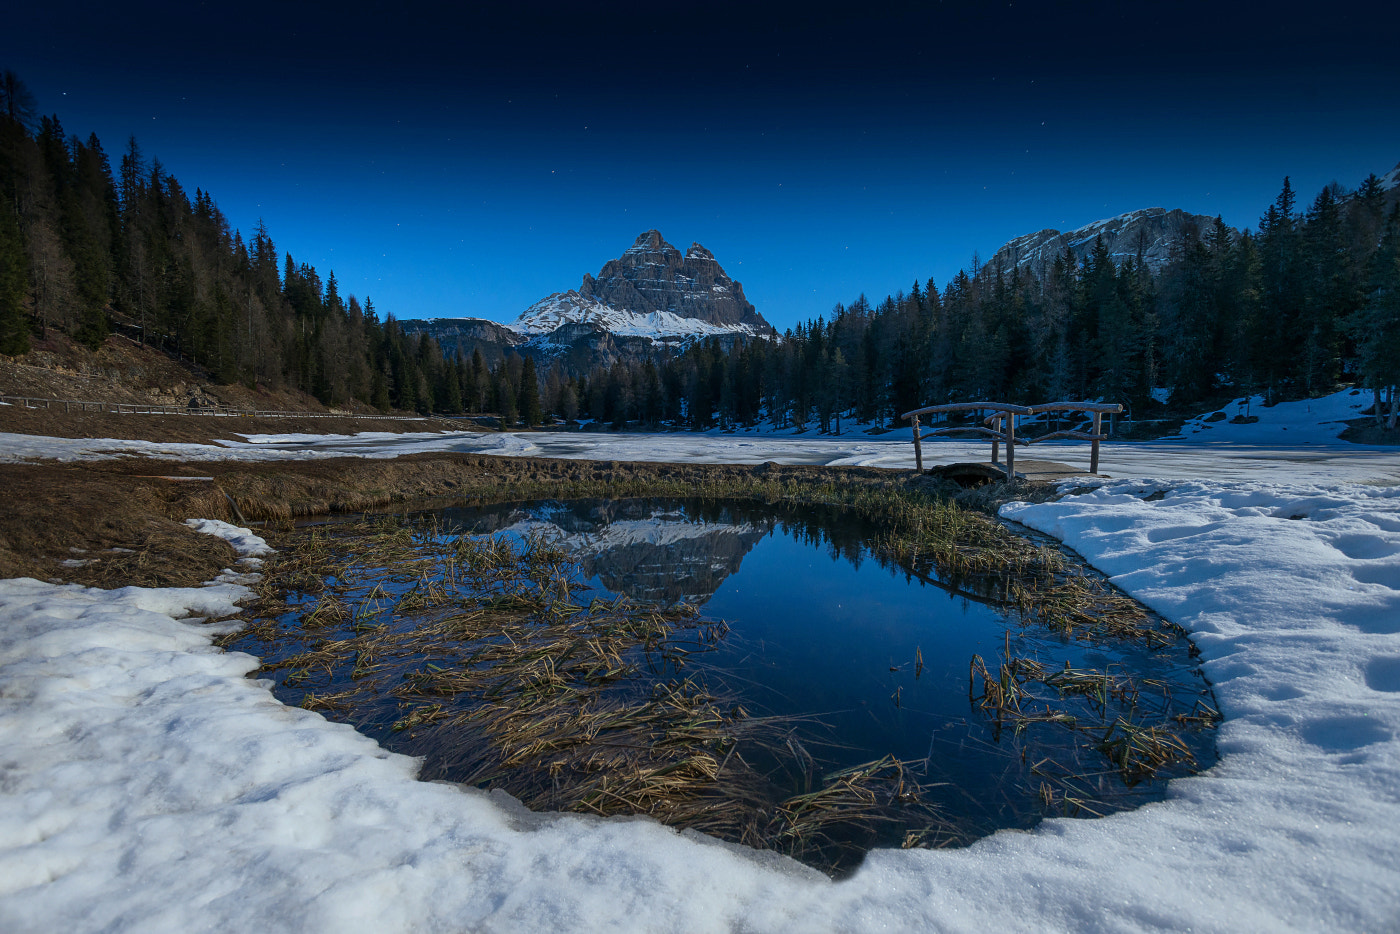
[3,391,1400,931]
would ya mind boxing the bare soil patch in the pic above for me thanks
[0,404,472,444]
[0,330,471,443]
[2,331,324,410]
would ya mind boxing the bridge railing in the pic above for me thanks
[900,401,1124,475]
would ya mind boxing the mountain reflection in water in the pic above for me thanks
[437,499,777,606]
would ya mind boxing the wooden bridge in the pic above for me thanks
[901,401,1124,482]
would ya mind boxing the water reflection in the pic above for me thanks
[241,497,1217,872]
[437,500,775,606]
[435,498,1217,845]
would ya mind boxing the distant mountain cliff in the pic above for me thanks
[987,207,1233,279]
[404,231,774,372]
[986,160,1400,282]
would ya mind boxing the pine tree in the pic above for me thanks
[519,355,543,426]
[1300,186,1352,393]
[496,369,518,429]
[0,71,38,131]
[1349,205,1400,428]
[1256,177,1304,399]
[0,193,29,355]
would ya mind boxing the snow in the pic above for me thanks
[1378,162,1400,192]
[4,393,1400,930]
[184,518,276,560]
[1163,390,1373,443]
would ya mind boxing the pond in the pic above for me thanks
[226,497,1218,875]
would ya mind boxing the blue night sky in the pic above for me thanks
[7,2,1398,333]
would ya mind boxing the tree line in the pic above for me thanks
[0,70,548,420]
[2,69,1397,430]
[564,173,1399,432]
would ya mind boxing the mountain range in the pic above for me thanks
[403,160,1400,374]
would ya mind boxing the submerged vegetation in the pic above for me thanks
[224,514,948,871]
[221,473,1218,875]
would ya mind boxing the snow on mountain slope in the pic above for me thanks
[513,290,769,341]
[400,231,774,363]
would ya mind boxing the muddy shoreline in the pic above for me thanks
[0,448,959,589]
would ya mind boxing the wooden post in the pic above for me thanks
[911,415,923,473]
[1090,411,1103,474]
[990,413,1000,464]
[1005,412,1016,478]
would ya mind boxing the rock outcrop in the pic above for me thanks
[569,230,769,331]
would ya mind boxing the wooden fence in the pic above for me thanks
[901,401,1125,475]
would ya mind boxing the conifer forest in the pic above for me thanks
[2,71,1397,430]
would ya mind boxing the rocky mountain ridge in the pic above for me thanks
[404,231,773,372]
[518,231,772,336]
[987,207,1232,279]
[989,160,1400,282]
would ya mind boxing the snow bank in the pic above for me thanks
[1166,388,1374,444]
[0,574,824,934]
[184,518,276,558]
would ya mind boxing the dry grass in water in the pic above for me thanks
[968,630,1219,801]
[221,479,1217,873]
[223,513,955,875]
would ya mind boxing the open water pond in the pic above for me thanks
[230,497,1218,875]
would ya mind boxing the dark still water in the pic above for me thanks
[431,498,1217,840]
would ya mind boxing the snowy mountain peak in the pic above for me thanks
[1378,160,1400,191]
[403,231,774,372]
[509,230,775,344]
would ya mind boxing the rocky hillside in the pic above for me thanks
[0,330,357,413]
[988,207,1232,279]
[404,231,775,373]
[988,160,1400,282]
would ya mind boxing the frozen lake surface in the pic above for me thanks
[5,388,1399,485]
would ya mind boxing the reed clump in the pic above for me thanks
[968,632,1219,801]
